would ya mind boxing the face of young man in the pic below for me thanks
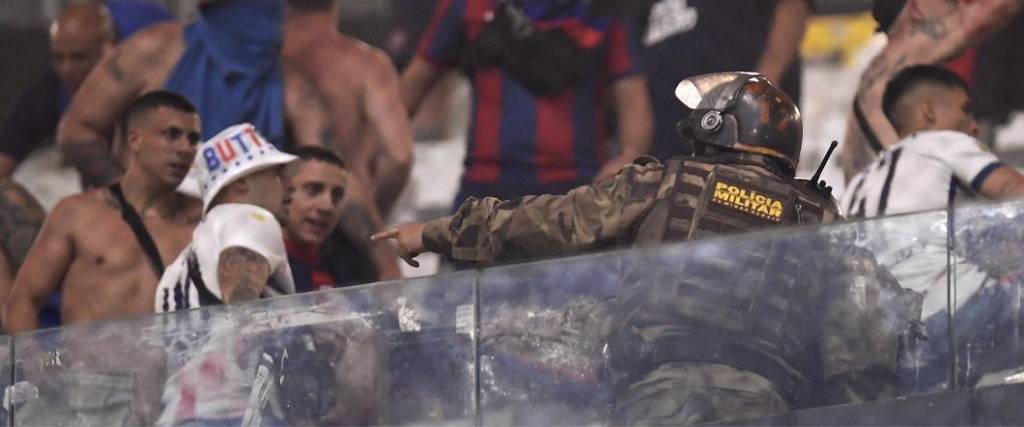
[930,86,978,136]
[283,160,347,250]
[128,107,202,188]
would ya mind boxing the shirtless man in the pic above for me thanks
[840,0,1024,179]
[4,90,202,332]
[282,0,413,215]
[57,0,404,280]
[3,90,200,425]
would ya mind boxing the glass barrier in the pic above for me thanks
[5,201,1024,425]
[835,209,954,394]
[476,251,624,426]
[951,201,1024,389]
[476,212,940,425]
[11,272,476,426]
[0,336,10,427]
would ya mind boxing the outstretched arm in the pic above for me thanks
[374,159,667,266]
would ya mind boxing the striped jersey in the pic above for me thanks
[156,203,295,313]
[841,130,1003,218]
[418,0,643,186]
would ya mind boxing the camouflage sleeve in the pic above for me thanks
[818,245,923,405]
[421,157,666,264]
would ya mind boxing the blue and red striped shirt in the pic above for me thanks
[418,0,643,187]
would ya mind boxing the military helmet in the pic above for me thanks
[675,72,802,174]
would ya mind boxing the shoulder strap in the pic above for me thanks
[853,95,884,153]
[109,183,165,276]
[187,251,223,307]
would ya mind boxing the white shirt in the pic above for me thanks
[841,130,1002,218]
[156,203,295,313]
[841,131,1002,319]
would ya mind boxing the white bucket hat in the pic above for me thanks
[178,123,297,211]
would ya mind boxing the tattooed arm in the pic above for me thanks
[0,180,42,324]
[216,247,272,303]
[841,0,1024,178]
[3,196,79,333]
[0,179,45,270]
[57,23,183,187]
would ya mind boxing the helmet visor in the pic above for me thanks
[674,72,760,111]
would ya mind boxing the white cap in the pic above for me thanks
[183,123,297,211]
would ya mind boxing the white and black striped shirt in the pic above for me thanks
[841,130,1003,218]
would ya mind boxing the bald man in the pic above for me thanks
[839,0,1024,180]
[0,1,172,179]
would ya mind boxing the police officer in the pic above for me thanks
[374,72,918,424]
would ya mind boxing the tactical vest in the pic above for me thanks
[611,154,844,402]
[631,155,839,246]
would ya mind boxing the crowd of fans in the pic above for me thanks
[0,0,1019,424]
[0,0,1020,381]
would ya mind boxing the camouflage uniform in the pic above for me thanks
[423,153,920,425]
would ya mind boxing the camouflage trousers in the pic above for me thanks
[611,362,788,426]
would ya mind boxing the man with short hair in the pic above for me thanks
[282,146,377,291]
[842,65,1024,217]
[156,123,296,312]
[842,64,1024,391]
[839,0,1024,179]
[2,90,201,426]
[4,90,202,332]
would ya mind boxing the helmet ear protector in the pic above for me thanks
[673,72,802,173]
[676,108,739,155]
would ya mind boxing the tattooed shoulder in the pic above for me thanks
[105,49,128,82]
[0,179,45,269]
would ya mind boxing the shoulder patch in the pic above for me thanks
[709,175,791,223]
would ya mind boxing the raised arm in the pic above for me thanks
[842,0,1024,179]
[216,247,272,303]
[756,0,811,84]
[3,199,77,333]
[57,23,180,187]
[375,158,667,266]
